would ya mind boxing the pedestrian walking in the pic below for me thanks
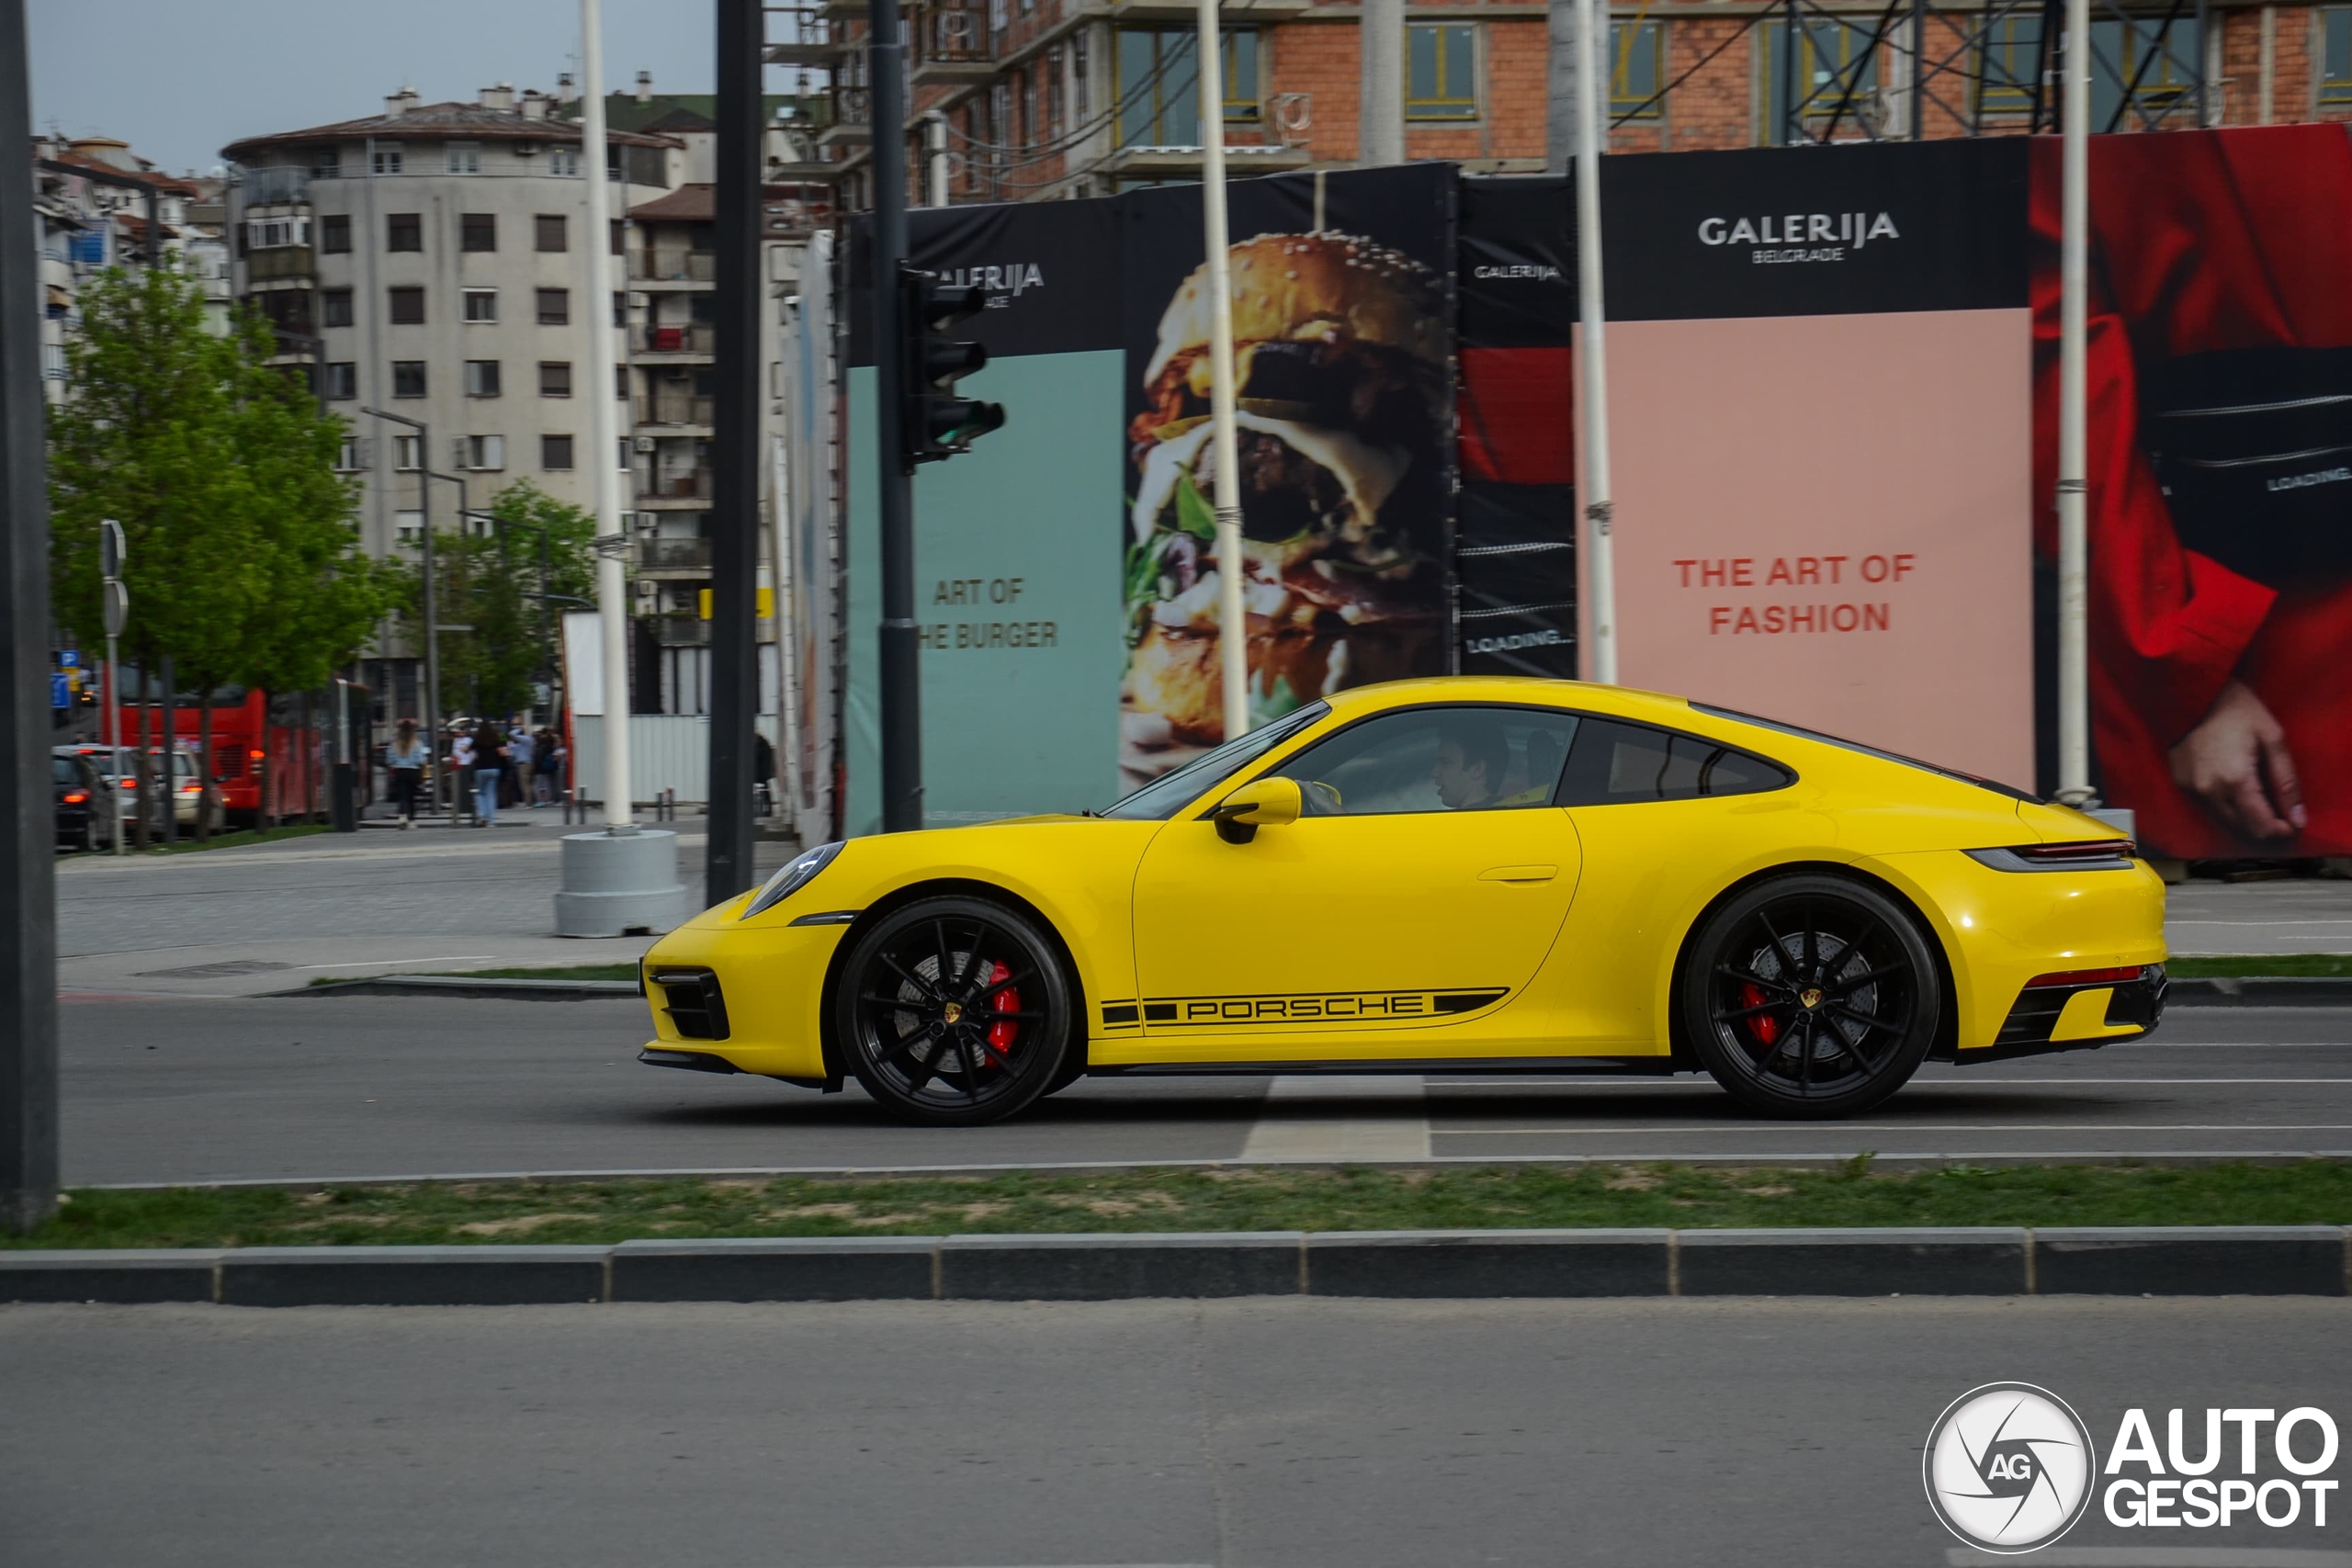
[386,718,426,829]
[508,724,536,808]
[471,722,506,828]
[448,725,475,823]
[545,729,569,808]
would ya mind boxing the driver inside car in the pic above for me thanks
[1431,720,1515,809]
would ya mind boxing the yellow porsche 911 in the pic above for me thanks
[637,678,2166,1126]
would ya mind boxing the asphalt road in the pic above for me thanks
[61,994,2352,1184]
[5,1295,2346,1568]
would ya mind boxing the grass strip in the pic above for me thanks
[2168,953,2352,978]
[65,823,331,860]
[12,1160,2348,1251]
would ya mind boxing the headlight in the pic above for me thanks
[741,840,843,919]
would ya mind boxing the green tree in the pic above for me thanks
[50,264,398,834]
[394,479,596,722]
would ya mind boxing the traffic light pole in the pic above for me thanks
[869,0,923,835]
[0,0,59,1235]
[707,0,762,898]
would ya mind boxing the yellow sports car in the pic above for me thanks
[638,678,2167,1126]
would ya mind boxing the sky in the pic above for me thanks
[30,0,719,175]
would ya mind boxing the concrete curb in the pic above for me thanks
[2167,976,2352,1006]
[5,1226,2347,1306]
[282,975,639,1000]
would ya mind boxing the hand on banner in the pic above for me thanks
[2167,678,2308,842]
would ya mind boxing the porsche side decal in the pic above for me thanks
[1136,988,1510,1025]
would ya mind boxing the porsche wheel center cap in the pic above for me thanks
[942,1002,964,1024]
[1799,987,1824,1010]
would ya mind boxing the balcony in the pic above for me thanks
[246,245,314,283]
[637,393,715,428]
[638,469,713,507]
[653,615,710,647]
[912,0,994,84]
[638,321,716,360]
[238,165,311,204]
[1099,142,1312,180]
[765,8,857,64]
[635,250,716,285]
[637,537,712,576]
[823,82,872,148]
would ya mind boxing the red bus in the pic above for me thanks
[83,672,372,829]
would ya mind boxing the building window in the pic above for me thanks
[393,435,424,471]
[1611,19,1665,119]
[2324,8,2352,106]
[395,509,424,544]
[613,291,628,327]
[245,216,306,249]
[549,146,580,176]
[1117,28,1259,146]
[1073,30,1091,118]
[388,286,425,325]
[319,214,351,254]
[617,364,630,400]
[539,360,573,397]
[464,359,502,398]
[1759,17,1882,141]
[387,212,422,252]
[334,434,366,470]
[542,434,576,470]
[462,288,499,323]
[1047,46,1066,136]
[2091,16,2199,125]
[321,288,355,329]
[535,213,569,252]
[461,213,497,252]
[373,147,403,176]
[537,288,571,325]
[392,361,426,398]
[1977,13,2043,114]
[463,434,506,470]
[322,361,357,400]
[447,141,481,175]
[610,220,627,256]
[1407,23,1479,120]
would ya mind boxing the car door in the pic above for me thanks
[1129,703,1583,1055]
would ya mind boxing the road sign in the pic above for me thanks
[58,649,77,667]
[102,578,127,638]
[50,673,68,709]
[99,518,125,579]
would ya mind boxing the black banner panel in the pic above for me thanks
[1603,138,2030,321]
[845,197,1125,367]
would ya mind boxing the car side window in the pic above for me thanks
[1268,705,1580,816]
[1554,717,1791,806]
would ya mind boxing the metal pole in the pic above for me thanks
[2053,0,2092,804]
[708,0,762,900]
[582,0,636,834]
[102,517,126,856]
[924,110,949,206]
[1196,0,1250,744]
[1358,0,1406,166]
[0,0,58,1235]
[364,408,440,815]
[1574,0,1619,686]
[871,0,922,833]
[1780,0,1799,142]
[158,652,176,847]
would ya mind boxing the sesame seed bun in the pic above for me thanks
[1143,232,1446,387]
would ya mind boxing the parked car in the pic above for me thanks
[56,744,201,830]
[51,752,109,852]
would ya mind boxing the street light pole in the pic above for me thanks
[707,0,763,901]
[2053,0,2093,806]
[582,0,635,835]
[1573,0,1619,686]
[870,0,922,833]
[1195,0,1250,746]
[361,407,440,811]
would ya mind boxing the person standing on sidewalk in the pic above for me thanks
[508,724,537,808]
[471,722,506,828]
[387,719,426,829]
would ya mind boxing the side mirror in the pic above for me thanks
[1209,775,1302,844]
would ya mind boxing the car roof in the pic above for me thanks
[1320,676,1701,728]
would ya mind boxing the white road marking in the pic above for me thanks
[1239,1075,1430,1161]
[1424,1077,2352,1088]
[1437,1122,2352,1135]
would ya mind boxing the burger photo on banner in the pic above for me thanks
[2030,126,2352,861]
[1120,231,1452,785]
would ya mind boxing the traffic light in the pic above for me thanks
[898,264,1005,469]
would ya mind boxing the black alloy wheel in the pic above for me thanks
[1681,874,1940,1119]
[836,896,1075,1127]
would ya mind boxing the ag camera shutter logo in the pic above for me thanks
[1924,1382,2098,1553]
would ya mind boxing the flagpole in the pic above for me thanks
[2053,0,2092,805]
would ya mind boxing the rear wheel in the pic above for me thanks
[1681,874,1939,1119]
[836,896,1074,1127]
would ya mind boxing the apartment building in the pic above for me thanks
[772,0,2352,209]
[32,135,232,404]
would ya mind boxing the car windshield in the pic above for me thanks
[1690,702,2038,804]
[1099,703,1331,821]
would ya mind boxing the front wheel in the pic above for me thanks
[1681,874,1940,1119]
[835,896,1075,1127]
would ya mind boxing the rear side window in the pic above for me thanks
[1555,718,1791,806]
[52,757,78,784]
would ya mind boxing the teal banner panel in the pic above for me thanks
[844,348,1128,835]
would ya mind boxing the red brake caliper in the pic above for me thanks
[1740,981,1780,1046]
[985,961,1019,1055]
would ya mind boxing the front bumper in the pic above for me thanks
[1957,964,2167,1064]
[636,915,848,1082]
